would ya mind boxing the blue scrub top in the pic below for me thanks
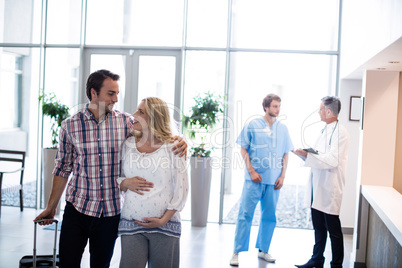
[236,117,293,185]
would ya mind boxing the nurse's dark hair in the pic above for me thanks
[86,69,120,101]
[262,94,281,112]
[321,96,341,117]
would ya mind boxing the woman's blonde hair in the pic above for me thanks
[141,97,172,143]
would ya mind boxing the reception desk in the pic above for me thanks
[357,186,402,267]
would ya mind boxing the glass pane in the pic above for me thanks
[231,0,340,51]
[128,0,184,46]
[0,52,22,129]
[43,48,80,210]
[46,0,82,44]
[137,56,176,115]
[86,0,184,47]
[43,48,80,148]
[0,47,40,208]
[186,0,229,48]
[85,0,125,45]
[0,0,42,43]
[181,51,226,222]
[223,52,337,228]
[90,54,127,113]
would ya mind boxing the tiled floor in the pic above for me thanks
[0,206,353,268]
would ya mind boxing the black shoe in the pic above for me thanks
[295,259,324,268]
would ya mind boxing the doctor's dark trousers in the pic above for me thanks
[311,208,344,268]
[233,181,279,253]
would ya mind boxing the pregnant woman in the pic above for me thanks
[117,97,189,268]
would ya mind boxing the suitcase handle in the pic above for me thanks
[34,218,59,224]
[33,219,59,268]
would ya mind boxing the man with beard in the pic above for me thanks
[230,94,293,266]
[35,69,187,268]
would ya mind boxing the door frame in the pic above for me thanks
[81,48,183,121]
[81,48,131,107]
[129,49,182,121]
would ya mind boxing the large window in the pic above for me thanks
[86,0,185,46]
[0,46,41,208]
[1,0,341,224]
[181,51,227,222]
[223,52,337,227]
[231,0,340,51]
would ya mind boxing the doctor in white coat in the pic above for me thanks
[293,96,350,268]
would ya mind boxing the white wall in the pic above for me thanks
[339,79,362,228]
[341,0,402,78]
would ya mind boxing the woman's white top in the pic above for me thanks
[117,137,189,237]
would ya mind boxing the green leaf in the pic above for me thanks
[39,89,70,148]
[182,92,225,157]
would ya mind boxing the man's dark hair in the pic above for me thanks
[321,96,341,117]
[262,94,281,112]
[86,69,120,101]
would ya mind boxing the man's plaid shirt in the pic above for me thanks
[53,105,133,217]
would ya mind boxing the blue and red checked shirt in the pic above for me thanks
[53,105,134,217]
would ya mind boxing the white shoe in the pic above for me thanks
[230,253,239,266]
[258,251,276,262]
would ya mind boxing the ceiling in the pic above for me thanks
[344,37,402,80]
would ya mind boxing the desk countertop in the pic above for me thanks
[362,185,402,245]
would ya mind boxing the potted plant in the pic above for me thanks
[39,90,70,149]
[182,92,224,227]
[39,90,70,213]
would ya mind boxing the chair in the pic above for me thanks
[0,150,26,217]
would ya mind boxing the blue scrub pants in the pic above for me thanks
[234,181,280,253]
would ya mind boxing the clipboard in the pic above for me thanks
[303,148,318,154]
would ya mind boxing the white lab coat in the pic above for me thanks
[304,121,350,215]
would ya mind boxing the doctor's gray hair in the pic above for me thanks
[321,96,341,117]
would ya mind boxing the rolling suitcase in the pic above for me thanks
[19,219,60,268]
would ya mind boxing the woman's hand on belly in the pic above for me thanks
[120,176,154,195]
[135,209,177,228]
